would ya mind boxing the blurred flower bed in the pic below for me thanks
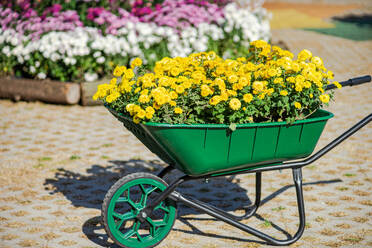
[0,0,270,83]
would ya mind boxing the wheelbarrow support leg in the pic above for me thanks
[175,172,262,221]
[170,168,306,246]
[157,165,175,178]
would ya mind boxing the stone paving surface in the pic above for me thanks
[1,20,372,248]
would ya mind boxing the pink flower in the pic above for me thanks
[95,17,105,25]
[50,4,62,14]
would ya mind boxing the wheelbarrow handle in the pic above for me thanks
[326,75,371,90]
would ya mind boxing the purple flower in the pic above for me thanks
[50,4,62,14]
[0,7,82,39]
[140,0,224,31]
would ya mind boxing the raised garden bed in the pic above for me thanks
[0,77,80,105]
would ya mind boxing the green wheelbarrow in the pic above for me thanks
[101,75,371,247]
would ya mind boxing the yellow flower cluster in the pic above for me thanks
[94,40,338,124]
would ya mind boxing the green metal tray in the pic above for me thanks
[107,106,333,176]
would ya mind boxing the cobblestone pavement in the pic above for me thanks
[1,32,372,248]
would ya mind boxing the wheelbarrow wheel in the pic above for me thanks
[102,172,177,248]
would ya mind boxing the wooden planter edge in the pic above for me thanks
[0,76,81,105]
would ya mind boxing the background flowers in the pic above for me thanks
[0,0,271,82]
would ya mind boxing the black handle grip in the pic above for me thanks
[326,75,371,90]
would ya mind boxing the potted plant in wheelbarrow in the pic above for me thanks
[94,40,371,248]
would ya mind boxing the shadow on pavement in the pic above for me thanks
[44,159,253,214]
[333,14,372,26]
[45,160,342,247]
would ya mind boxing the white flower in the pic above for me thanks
[51,53,60,62]
[10,37,19,46]
[2,46,10,54]
[35,61,40,67]
[233,35,240,42]
[97,56,105,64]
[224,25,233,33]
[29,66,36,73]
[84,72,98,82]
[93,51,101,58]
[127,31,137,45]
[149,53,157,60]
[37,72,46,79]
[17,56,24,63]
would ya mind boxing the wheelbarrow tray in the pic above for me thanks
[107,106,333,176]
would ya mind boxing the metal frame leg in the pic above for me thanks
[178,172,262,221]
[157,165,175,178]
[168,168,306,246]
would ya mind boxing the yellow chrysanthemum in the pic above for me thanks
[113,66,126,77]
[311,56,322,67]
[175,85,185,94]
[294,102,301,109]
[298,49,312,61]
[243,93,253,103]
[110,78,117,85]
[170,66,181,77]
[124,69,135,80]
[209,95,221,105]
[268,68,277,77]
[170,91,178,99]
[133,116,140,124]
[274,78,283,84]
[145,106,155,115]
[136,109,146,119]
[239,76,249,87]
[228,74,238,83]
[334,81,342,89]
[327,70,334,79]
[134,87,141,94]
[291,62,300,72]
[319,94,330,103]
[174,107,183,114]
[229,98,241,110]
[252,81,265,92]
[138,94,150,104]
[131,57,142,69]
[280,90,288,96]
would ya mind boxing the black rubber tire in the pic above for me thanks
[101,172,177,248]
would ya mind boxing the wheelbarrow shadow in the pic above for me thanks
[44,159,342,247]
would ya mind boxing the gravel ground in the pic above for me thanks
[1,30,372,248]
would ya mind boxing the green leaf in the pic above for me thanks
[229,123,237,132]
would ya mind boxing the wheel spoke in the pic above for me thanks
[139,184,147,194]
[112,212,123,219]
[150,225,156,237]
[132,220,141,234]
[153,220,167,227]
[112,211,135,221]
[127,199,137,209]
[145,186,158,195]
[122,229,136,240]
[126,189,130,200]
[116,197,128,203]
[136,232,144,242]
[146,217,155,226]
[146,217,166,227]
[154,202,170,213]
[140,193,148,207]
[115,219,125,230]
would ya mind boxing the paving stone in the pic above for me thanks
[1,27,372,248]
